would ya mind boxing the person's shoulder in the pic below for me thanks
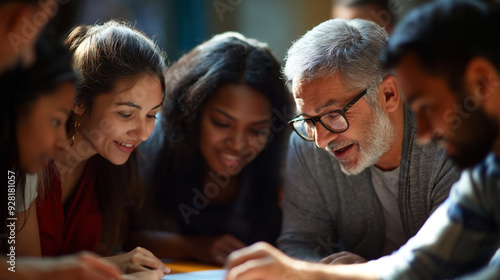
[415,141,448,157]
[450,153,499,208]
[472,153,500,182]
[409,141,459,177]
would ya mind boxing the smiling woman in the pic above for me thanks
[198,83,272,177]
[0,36,76,254]
[72,75,163,166]
[124,32,293,266]
[13,20,170,277]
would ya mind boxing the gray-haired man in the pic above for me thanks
[278,18,460,264]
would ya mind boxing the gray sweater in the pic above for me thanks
[277,106,461,261]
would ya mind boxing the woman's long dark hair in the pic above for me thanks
[62,20,167,254]
[147,32,292,234]
[0,37,76,253]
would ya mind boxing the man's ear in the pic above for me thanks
[463,57,500,102]
[379,75,400,113]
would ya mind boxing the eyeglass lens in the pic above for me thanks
[293,112,348,140]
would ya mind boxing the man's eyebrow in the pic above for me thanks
[314,99,342,114]
[293,99,339,118]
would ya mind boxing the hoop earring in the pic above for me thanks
[70,119,81,146]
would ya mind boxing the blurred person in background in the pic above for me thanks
[332,0,396,33]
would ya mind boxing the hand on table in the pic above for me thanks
[190,234,246,266]
[17,252,122,280]
[225,243,379,280]
[105,246,170,274]
[225,242,305,280]
[320,251,367,265]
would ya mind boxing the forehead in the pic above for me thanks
[394,54,425,99]
[206,84,271,118]
[396,53,459,108]
[292,75,352,114]
[45,82,75,106]
[30,82,75,114]
[396,54,442,101]
[115,75,162,102]
[94,75,162,107]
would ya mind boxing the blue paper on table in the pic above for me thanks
[162,269,227,280]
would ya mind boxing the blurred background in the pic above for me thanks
[68,0,430,63]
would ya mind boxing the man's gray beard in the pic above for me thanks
[326,103,395,176]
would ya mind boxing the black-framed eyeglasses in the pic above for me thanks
[288,79,383,141]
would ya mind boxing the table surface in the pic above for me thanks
[164,260,222,274]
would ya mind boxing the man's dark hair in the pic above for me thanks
[382,0,500,92]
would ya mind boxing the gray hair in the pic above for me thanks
[284,18,390,106]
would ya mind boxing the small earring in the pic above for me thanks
[71,119,81,146]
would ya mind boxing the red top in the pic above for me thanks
[36,159,102,256]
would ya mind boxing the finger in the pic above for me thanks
[149,269,165,279]
[80,253,122,278]
[213,240,239,257]
[320,256,332,264]
[320,252,344,264]
[320,250,358,264]
[130,257,171,275]
[133,248,170,273]
[226,258,272,280]
[211,236,245,263]
[324,251,366,265]
[222,235,247,250]
[78,261,121,280]
[329,255,355,265]
[213,253,227,266]
[133,247,162,262]
[125,263,150,273]
[131,253,162,269]
[225,242,276,269]
[79,265,121,280]
[130,247,159,266]
[121,269,164,280]
[144,269,164,279]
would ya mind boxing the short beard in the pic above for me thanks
[446,103,498,169]
[327,101,395,176]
